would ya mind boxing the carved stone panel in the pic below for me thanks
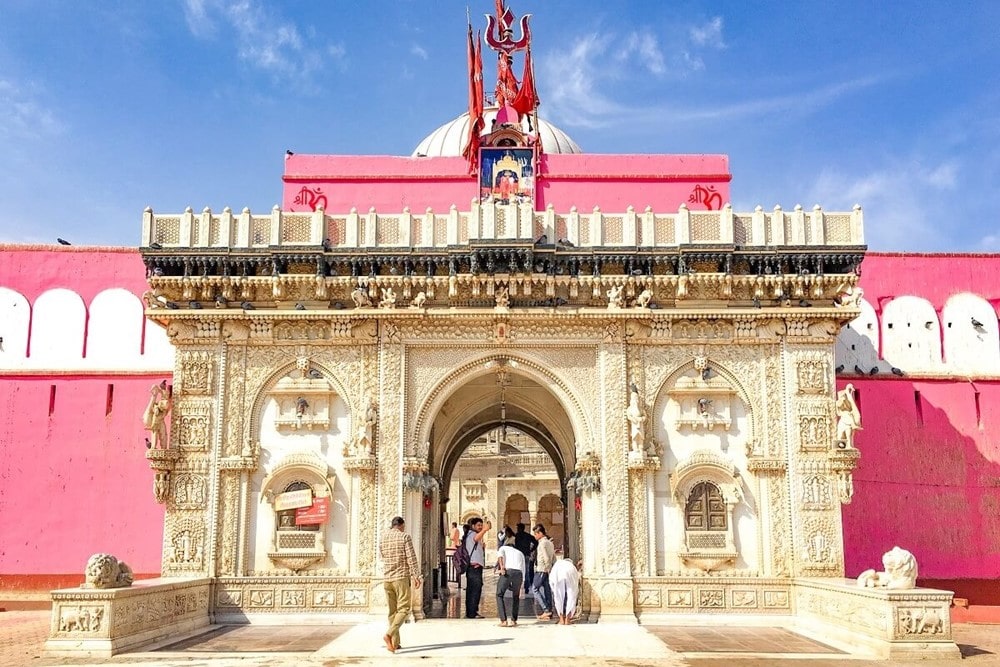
[175,401,212,452]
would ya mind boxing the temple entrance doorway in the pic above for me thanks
[418,359,582,617]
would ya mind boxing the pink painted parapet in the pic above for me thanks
[282,154,731,215]
[842,253,1000,604]
[0,246,166,588]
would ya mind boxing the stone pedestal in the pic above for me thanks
[793,578,960,660]
[589,577,638,624]
[46,577,211,658]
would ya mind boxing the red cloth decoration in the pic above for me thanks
[511,46,537,117]
[462,27,485,174]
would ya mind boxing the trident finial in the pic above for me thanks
[485,1,531,55]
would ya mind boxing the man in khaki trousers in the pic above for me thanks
[379,516,421,652]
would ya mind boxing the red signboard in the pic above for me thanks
[295,497,330,526]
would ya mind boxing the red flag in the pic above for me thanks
[511,46,537,117]
[462,28,485,173]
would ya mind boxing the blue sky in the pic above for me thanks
[1,1,997,251]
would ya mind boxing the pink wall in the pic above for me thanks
[0,375,167,580]
[0,246,165,586]
[0,245,149,303]
[282,153,731,215]
[841,252,1000,601]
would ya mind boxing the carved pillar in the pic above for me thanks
[372,322,404,612]
[627,457,659,577]
[592,325,636,623]
[344,456,377,575]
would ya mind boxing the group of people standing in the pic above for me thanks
[379,515,582,654]
[453,519,581,626]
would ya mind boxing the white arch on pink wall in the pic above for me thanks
[0,287,31,367]
[942,293,1000,372]
[141,321,174,368]
[836,297,879,372]
[87,289,144,363]
[31,288,86,365]
[881,296,942,371]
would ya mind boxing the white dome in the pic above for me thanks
[412,109,582,157]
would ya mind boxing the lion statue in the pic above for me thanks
[856,546,917,590]
[83,553,134,589]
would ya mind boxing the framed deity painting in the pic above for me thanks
[479,147,536,207]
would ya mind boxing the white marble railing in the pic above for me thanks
[142,202,865,250]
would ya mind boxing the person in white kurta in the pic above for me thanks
[548,554,581,624]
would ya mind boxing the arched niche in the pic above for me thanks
[881,296,942,370]
[247,362,353,575]
[0,287,30,367]
[87,288,143,365]
[504,493,529,530]
[651,357,757,575]
[31,289,86,365]
[942,293,1000,372]
[670,450,742,572]
[836,297,879,371]
[256,450,337,572]
[141,320,175,368]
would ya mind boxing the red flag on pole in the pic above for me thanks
[462,28,485,174]
[511,46,538,117]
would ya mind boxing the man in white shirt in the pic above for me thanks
[549,550,581,625]
[495,536,526,626]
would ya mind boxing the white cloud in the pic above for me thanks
[690,17,725,48]
[617,30,665,75]
[410,44,429,60]
[182,0,339,81]
[0,79,64,141]
[804,159,962,251]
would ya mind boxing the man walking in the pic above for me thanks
[531,524,555,620]
[379,516,421,653]
[495,534,526,627]
[462,516,491,618]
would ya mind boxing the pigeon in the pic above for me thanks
[752,296,761,309]
[630,381,639,394]
[972,317,984,328]
[165,301,180,310]
[891,367,904,376]
[854,365,865,375]
[149,242,163,250]
[241,301,255,311]
[57,238,71,245]
[285,149,294,157]
[798,299,812,307]
[151,267,165,277]
[322,237,332,251]
[145,437,152,449]
[556,238,575,247]
[214,294,228,308]
[835,364,845,373]
[534,234,547,244]
[295,302,306,310]
[331,301,345,310]
[307,368,323,379]
[630,269,644,276]
[701,366,713,381]
[869,366,879,376]
[189,301,202,309]
[553,297,568,307]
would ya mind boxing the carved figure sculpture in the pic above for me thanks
[856,546,918,589]
[835,383,862,448]
[379,287,397,309]
[356,399,378,456]
[410,291,427,308]
[625,388,646,454]
[495,286,510,308]
[83,553,134,589]
[142,381,171,449]
[834,282,864,308]
[351,287,371,308]
[635,288,653,308]
[59,606,104,632]
[606,284,624,309]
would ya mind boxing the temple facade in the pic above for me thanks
[0,2,985,659]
